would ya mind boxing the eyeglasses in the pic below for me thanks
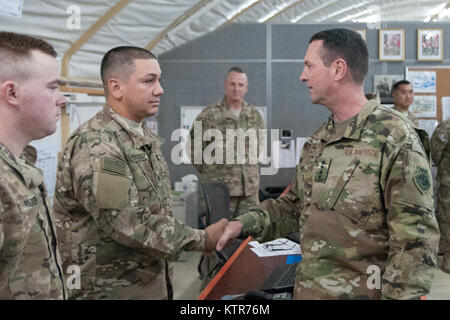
[263,240,296,252]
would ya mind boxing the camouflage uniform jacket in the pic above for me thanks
[0,143,66,299]
[237,99,440,299]
[393,106,419,127]
[190,97,265,196]
[53,105,207,300]
[430,120,450,185]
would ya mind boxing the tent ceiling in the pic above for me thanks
[1,0,449,82]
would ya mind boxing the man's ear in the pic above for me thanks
[1,81,19,106]
[108,78,123,100]
[334,59,348,81]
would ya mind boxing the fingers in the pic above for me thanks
[216,220,243,251]
[204,218,229,252]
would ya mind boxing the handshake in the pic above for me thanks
[203,219,243,252]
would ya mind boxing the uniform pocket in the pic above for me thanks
[94,171,130,209]
[330,158,377,226]
[135,263,161,284]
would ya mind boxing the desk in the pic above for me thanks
[197,237,289,300]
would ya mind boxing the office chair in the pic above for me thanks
[198,181,242,260]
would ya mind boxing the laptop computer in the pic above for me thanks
[260,262,298,294]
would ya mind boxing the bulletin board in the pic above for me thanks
[406,66,450,123]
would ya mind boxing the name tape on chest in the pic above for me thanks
[344,148,378,158]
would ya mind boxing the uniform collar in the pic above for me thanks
[319,98,379,142]
[392,105,409,115]
[0,143,42,188]
[220,96,252,119]
[103,104,164,150]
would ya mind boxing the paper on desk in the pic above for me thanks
[249,238,301,257]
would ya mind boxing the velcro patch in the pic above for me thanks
[23,195,38,207]
[414,166,431,194]
[101,157,128,176]
[129,153,148,162]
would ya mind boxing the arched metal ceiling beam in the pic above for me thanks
[316,2,371,22]
[290,0,342,22]
[145,0,212,51]
[429,1,450,21]
[61,0,134,77]
[263,0,305,23]
[222,0,265,27]
[337,0,443,22]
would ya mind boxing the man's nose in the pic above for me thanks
[57,92,67,108]
[154,81,164,95]
[300,69,307,82]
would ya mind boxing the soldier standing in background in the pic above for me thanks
[0,32,66,299]
[53,46,227,300]
[189,67,265,288]
[217,28,439,300]
[392,80,419,127]
[190,67,265,217]
[430,120,450,273]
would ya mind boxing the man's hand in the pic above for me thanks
[216,220,243,251]
[204,219,228,252]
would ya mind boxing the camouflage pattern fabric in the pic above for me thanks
[236,98,440,300]
[53,105,207,300]
[190,97,265,198]
[229,194,259,218]
[0,143,66,299]
[392,106,419,127]
[430,120,450,255]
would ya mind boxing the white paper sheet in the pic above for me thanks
[407,71,436,93]
[273,140,296,169]
[249,238,301,257]
[296,137,307,165]
[418,119,438,138]
[411,95,437,117]
[442,97,450,121]
[29,121,61,202]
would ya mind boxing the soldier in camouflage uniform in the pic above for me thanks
[190,67,265,217]
[0,32,67,299]
[53,46,227,300]
[217,29,440,300]
[430,120,450,273]
[392,80,419,127]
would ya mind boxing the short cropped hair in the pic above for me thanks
[0,32,57,81]
[100,46,157,95]
[227,66,246,75]
[391,80,412,94]
[310,28,368,84]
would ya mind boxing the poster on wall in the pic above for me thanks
[418,28,443,61]
[442,97,450,121]
[407,71,436,93]
[410,95,436,117]
[373,74,403,103]
[379,29,405,61]
[418,119,438,138]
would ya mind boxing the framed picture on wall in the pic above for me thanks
[418,28,443,61]
[373,74,403,103]
[353,28,366,41]
[379,29,405,61]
